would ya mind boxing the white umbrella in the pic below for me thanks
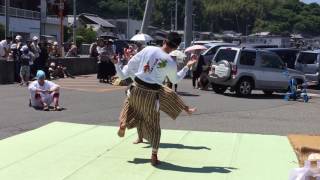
[184,45,208,53]
[130,33,154,42]
[169,50,186,59]
[169,50,187,63]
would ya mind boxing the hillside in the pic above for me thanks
[66,0,320,35]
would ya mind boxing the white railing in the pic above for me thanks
[0,6,40,20]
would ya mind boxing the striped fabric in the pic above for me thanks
[119,83,188,150]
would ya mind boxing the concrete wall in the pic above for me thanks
[0,57,97,84]
[0,60,14,84]
[48,57,97,76]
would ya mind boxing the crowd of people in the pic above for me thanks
[89,38,144,85]
[0,35,77,85]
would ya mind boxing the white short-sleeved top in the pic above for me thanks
[115,46,189,85]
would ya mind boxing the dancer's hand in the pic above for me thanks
[186,107,197,115]
[186,59,197,69]
[111,55,119,64]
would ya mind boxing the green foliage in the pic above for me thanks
[69,0,320,36]
[76,27,97,44]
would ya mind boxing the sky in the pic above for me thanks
[302,0,320,4]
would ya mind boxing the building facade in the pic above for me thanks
[0,0,64,42]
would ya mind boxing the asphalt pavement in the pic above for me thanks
[0,75,319,140]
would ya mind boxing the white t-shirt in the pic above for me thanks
[28,80,59,106]
[115,46,189,85]
[0,40,8,57]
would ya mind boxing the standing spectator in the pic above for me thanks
[38,41,49,78]
[105,40,116,83]
[196,54,210,90]
[190,53,200,89]
[65,43,78,57]
[30,36,41,77]
[97,40,115,83]
[15,35,23,51]
[89,40,99,58]
[19,46,33,86]
[97,39,107,83]
[165,55,179,92]
[0,37,11,58]
[9,44,21,82]
[14,35,24,82]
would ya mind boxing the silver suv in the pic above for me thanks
[208,47,306,96]
[295,50,320,85]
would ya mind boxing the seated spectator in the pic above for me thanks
[48,62,73,79]
[65,43,78,57]
[49,42,60,58]
[28,70,62,111]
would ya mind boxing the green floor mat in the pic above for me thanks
[0,122,298,180]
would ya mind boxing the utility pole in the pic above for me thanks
[59,0,64,56]
[175,0,178,31]
[170,7,174,31]
[140,0,154,34]
[40,0,47,37]
[5,0,10,37]
[184,0,193,48]
[73,0,76,44]
[127,0,130,39]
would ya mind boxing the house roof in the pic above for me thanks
[80,14,115,28]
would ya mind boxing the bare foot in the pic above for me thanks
[117,127,125,137]
[186,107,197,115]
[151,154,160,166]
[133,138,143,144]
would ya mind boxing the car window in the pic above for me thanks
[206,47,217,56]
[260,52,284,69]
[297,52,318,64]
[239,51,256,66]
[273,51,297,69]
[214,49,237,63]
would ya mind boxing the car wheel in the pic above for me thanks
[212,84,227,94]
[236,78,253,96]
[263,90,274,95]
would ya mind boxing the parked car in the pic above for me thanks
[202,43,237,64]
[264,48,300,69]
[177,40,224,51]
[295,50,320,85]
[208,47,306,96]
[240,43,278,49]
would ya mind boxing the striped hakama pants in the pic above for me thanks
[119,83,188,150]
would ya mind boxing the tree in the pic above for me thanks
[69,0,320,36]
[76,27,97,44]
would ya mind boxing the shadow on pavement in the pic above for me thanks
[223,93,284,99]
[177,92,200,97]
[128,158,237,173]
[143,143,211,150]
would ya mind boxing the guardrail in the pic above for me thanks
[0,6,40,20]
